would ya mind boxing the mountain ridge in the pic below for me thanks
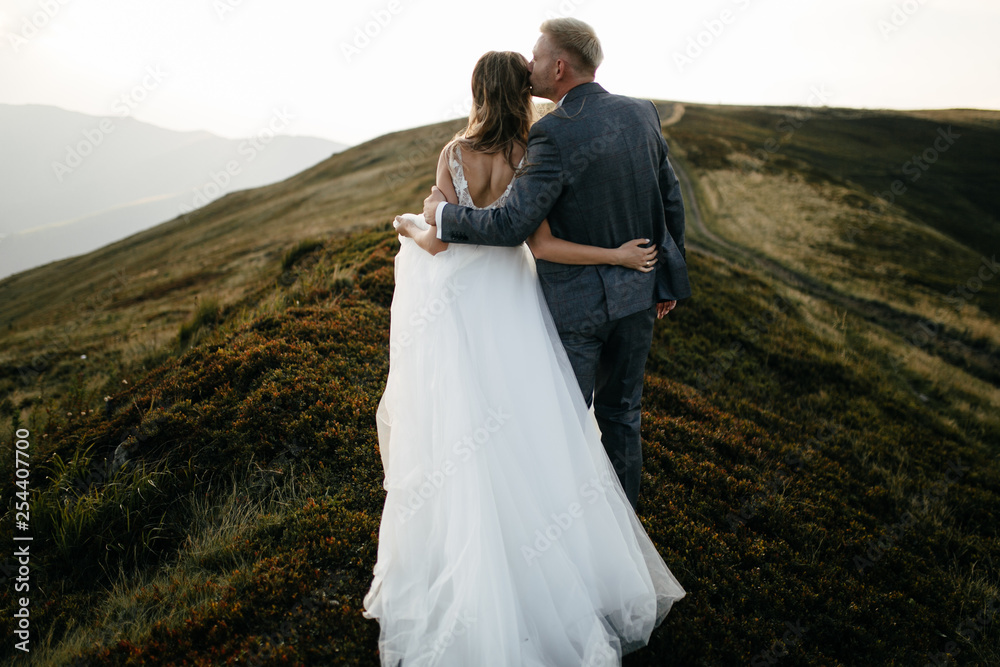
[0,103,349,279]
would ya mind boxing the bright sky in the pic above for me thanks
[1,0,998,146]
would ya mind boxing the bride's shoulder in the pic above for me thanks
[440,138,460,160]
[510,141,527,164]
[437,139,465,174]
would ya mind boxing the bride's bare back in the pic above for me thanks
[436,141,526,208]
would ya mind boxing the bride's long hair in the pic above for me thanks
[448,51,535,173]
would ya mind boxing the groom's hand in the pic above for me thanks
[656,300,676,319]
[423,186,445,227]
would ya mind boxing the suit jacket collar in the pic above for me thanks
[561,81,606,107]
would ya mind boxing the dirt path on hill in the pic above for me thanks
[664,125,999,388]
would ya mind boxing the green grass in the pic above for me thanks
[281,239,325,272]
[177,297,223,349]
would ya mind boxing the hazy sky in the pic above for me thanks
[1,0,998,146]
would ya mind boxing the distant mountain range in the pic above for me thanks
[0,104,346,279]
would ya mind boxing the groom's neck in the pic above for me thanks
[552,77,595,103]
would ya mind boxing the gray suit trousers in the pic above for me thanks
[559,304,656,512]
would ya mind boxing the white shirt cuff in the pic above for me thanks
[435,202,447,239]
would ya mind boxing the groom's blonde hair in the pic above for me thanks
[539,17,603,74]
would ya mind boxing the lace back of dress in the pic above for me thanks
[449,143,523,211]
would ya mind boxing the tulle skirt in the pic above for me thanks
[362,214,685,666]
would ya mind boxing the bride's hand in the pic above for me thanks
[395,215,417,238]
[615,239,658,272]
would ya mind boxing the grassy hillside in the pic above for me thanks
[1,103,998,665]
[0,115,466,431]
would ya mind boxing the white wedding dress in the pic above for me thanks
[362,146,686,666]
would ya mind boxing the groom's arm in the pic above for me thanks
[656,129,686,260]
[429,125,564,247]
[650,102,689,305]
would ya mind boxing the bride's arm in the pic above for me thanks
[526,219,658,271]
[397,146,457,256]
[433,144,459,206]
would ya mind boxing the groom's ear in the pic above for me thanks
[554,58,568,80]
[554,54,579,82]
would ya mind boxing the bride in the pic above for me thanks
[362,50,686,666]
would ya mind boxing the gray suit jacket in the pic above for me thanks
[440,82,690,332]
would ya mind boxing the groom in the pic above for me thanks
[423,18,690,511]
